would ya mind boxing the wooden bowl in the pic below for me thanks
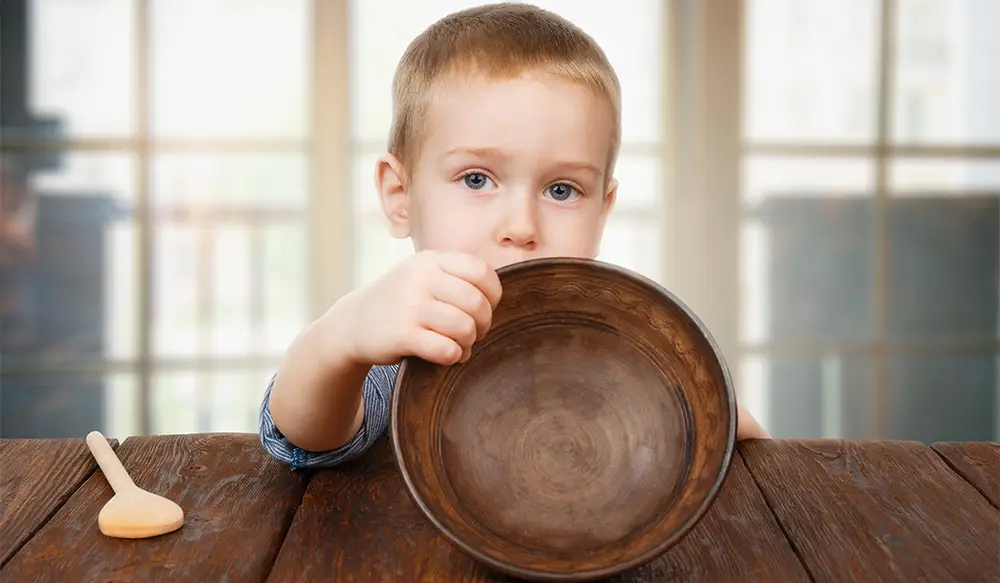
[391,257,736,582]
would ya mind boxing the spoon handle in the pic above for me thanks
[86,430,136,494]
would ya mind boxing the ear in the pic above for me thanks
[602,176,618,216]
[374,153,411,239]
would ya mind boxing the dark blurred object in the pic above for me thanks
[753,195,998,442]
[0,0,64,164]
[1,0,122,438]
[1,192,126,438]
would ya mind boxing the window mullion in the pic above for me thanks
[872,0,899,438]
[137,0,153,436]
[310,0,352,317]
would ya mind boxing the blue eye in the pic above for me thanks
[463,173,491,190]
[547,183,577,202]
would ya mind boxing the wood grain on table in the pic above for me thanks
[740,439,1000,583]
[0,438,115,566]
[932,441,1000,509]
[1,435,997,583]
[2,434,308,582]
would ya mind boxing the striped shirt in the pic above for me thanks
[257,364,400,470]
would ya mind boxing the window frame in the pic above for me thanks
[705,0,1000,438]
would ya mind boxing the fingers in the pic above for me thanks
[417,300,478,357]
[431,274,493,340]
[436,251,503,309]
[405,328,464,366]
[736,404,771,440]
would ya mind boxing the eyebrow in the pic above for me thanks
[441,147,509,161]
[441,147,603,179]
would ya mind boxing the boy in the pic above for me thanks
[260,3,768,470]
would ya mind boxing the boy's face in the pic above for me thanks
[376,72,618,270]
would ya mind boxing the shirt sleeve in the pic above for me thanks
[258,364,399,470]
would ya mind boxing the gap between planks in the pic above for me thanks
[261,466,317,582]
[930,442,1000,511]
[737,441,820,583]
[0,439,117,569]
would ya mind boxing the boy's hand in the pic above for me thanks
[737,404,770,440]
[341,250,502,367]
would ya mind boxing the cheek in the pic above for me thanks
[541,204,606,254]
[409,183,485,245]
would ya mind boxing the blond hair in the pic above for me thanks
[388,2,622,178]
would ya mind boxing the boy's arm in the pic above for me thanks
[261,292,391,468]
[266,299,369,453]
[259,364,396,469]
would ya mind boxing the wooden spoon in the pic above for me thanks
[86,431,184,539]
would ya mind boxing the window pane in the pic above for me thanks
[742,156,874,204]
[352,153,380,215]
[1,152,136,364]
[208,369,261,432]
[349,0,663,143]
[741,156,876,344]
[887,355,997,442]
[596,216,660,283]
[263,224,308,355]
[150,0,310,138]
[151,152,308,356]
[152,153,308,211]
[212,225,252,356]
[103,372,140,439]
[743,355,877,439]
[744,0,879,143]
[152,371,199,434]
[18,0,135,138]
[891,159,1000,195]
[887,197,998,341]
[893,0,1000,144]
[153,223,199,356]
[0,371,135,438]
[152,369,273,435]
[612,155,660,210]
[354,212,413,288]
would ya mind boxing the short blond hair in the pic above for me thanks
[388,3,622,178]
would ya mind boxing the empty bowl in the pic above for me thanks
[391,257,736,582]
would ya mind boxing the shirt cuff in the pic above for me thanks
[257,370,390,470]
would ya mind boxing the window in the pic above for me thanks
[740,0,1000,441]
[1,0,312,438]
[1,0,673,438]
[10,0,989,443]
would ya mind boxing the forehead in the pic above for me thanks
[416,72,615,167]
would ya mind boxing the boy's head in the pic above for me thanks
[375,3,622,270]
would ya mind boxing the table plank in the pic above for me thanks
[609,452,810,583]
[267,438,491,583]
[741,440,1000,583]
[932,441,1000,509]
[1,433,308,583]
[268,438,809,582]
[0,437,114,567]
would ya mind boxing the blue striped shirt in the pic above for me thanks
[257,363,399,469]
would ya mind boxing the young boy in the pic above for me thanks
[260,2,768,470]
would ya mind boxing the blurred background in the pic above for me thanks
[1,0,997,443]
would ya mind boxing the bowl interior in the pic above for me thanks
[392,258,735,581]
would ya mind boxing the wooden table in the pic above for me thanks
[1,434,997,582]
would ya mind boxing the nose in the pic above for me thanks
[497,191,539,250]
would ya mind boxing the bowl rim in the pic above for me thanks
[391,256,737,581]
